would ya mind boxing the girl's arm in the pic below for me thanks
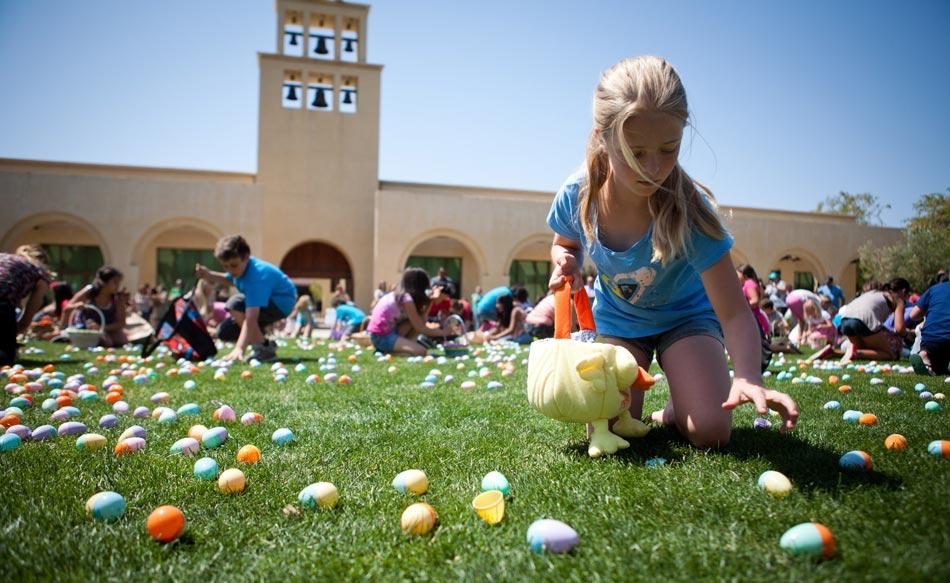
[65,285,93,310]
[701,254,799,433]
[549,235,584,292]
[105,293,128,332]
[488,307,523,341]
[893,296,906,335]
[403,301,449,337]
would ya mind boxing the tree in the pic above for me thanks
[858,190,950,291]
[816,191,890,225]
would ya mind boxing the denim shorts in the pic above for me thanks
[837,317,874,337]
[604,315,724,365]
[370,331,399,353]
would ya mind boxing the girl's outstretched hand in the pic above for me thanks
[548,254,583,292]
[722,378,799,433]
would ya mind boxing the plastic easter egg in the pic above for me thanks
[779,522,836,560]
[272,428,294,446]
[828,375,839,384]
[76,433,107,451]
[920,391,934,400]
[188,424,208,440]
[461,381,476,391]
[86,491,126,522]
[870,378,883,385]
[240,412,263,425]
[401,502,437,535]
[884,434,907,451]
[202,427,228,449]
[486,381,503,390]
[858,413,878,426]
[927,439,949,459]
[757,470,793,497]
[925,401,941,412]
[915,382,926,392]
[842,410,862,424]
[753,418,772,430]
[936,393,946,400]
[58,421,87,436]
[10,397,31,409]
[193,457,219,480]
[176,403,200,417]
[339,375,352,385]
[839,450,873,471]
[147,505,185,543]
[324,373,339,383]
[158,410,178,424]
[31,424,56,441]
[420,382,435,389]
[424,375,437,384]
[887,386,902,396]
[119,425,146,441]
[183,380,196,390]
[392,469,428,495]
[0,433,21,452]
[236,444,261,464]
[823,401,841,410]
[50,409,70,422]
[213,405,236,423]
[133,406,150,419]
[217,468,246,494]
[115,437,146,456]
[97,414,118,429]
[6,424,31,440]
[526,519,579,554]
[305,374,320,384]
[170,437,200,456]
[481,471,510,497]
[298,482,339,509]
[150,392,171,404]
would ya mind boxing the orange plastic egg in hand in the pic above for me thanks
[147,505,186,543]
[885,434,907,451]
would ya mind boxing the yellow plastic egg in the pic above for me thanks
[401,502,437,535]
[217,468,246,494]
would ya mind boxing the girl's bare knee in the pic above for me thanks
[687,425,731,449]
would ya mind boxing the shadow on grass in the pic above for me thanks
[562,426,902,493]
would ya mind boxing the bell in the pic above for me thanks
[342,89,354,105]
[285,84,298,101]
[343,38,355,52]
[313,87,328,108]
[287,31,300,46]
[314,35,329,55]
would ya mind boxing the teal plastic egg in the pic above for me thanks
[272,428,294,446]
[202,427,228,449]
[779,522,836,560]
[170,437,200,456]
[842,410,862,423]
[193,457,219,480]
[0,433,22,452]
[481,471,510,497]
[86,491,126,522]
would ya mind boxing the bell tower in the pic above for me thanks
[257,0,381,306]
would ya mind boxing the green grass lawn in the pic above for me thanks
[1,339,948,582]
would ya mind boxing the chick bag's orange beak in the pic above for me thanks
[633,366,655,391]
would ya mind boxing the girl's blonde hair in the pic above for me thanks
[579,55,727,265]
[16,244,53,276]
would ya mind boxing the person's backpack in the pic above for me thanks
[143,292,217,361]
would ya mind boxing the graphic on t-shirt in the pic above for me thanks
[603,267,656,305]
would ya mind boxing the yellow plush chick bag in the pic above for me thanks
[526,284,654,457]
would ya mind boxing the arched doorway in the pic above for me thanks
[769,249,826,292]
[132,219,222,293]
[280,241,353,312]
[2,213,110,292]
[400,232,485,301]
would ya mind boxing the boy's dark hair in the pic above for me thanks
[883,277,911,294]
[513,286,529,302]
[760,298,774,310]
[496,294,514,327]
[214,235,251,261]
[397,267,431,314]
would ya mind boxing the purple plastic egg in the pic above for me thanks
[6,424,32,440]
[118,425,146,441]
[50,409,70,422]
[133,406,150,418]
[753,418,772,430]
[527,519,579,554]
[99,414,118,429]
[58,421,87,436]
[31,425,56,441]
[113,401,129,414]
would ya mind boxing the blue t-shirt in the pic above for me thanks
[227,256,297,315]
[546,173,733,338]
[917,282,950,343]
[817,284,846,308]
[334,303,365,325]
[476,286,512,319]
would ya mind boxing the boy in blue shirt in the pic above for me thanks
[196,235,297,362]
[909,275,950,375]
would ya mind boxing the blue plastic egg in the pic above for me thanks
[193,457,219,480]
[183,380,196,390]
[202,427,228,449]
[823,401,841,410]
[779,522,836,560]
[481,471,510,497]
[158,410,178,424]
[85,491,126,522]
[31,425,56,441]
[842,410,862,423]
[58,421,87,436]
[925,401,941,412]
[99,414,118,429]
[272,428,295,445]
[915,382,926,392]
[526,519,579,554]
[839,450,873,471]
[177,403,200,416]
[0,433,22,452]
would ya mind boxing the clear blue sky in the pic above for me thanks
[1,0,947,227]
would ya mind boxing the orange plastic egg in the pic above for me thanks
[858,413,878,426]
[884,434,907,451]
[838,385,852,394]
[105,392,122,404]
[241,370,253,379]
[236,444,261,464]
[828,375,839,385]
[55,396,73,407]
[146,505,185,543]
[0,414,20,427]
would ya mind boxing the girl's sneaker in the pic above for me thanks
[251,341,277,362]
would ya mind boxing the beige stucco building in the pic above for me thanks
[1,0,902,311]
